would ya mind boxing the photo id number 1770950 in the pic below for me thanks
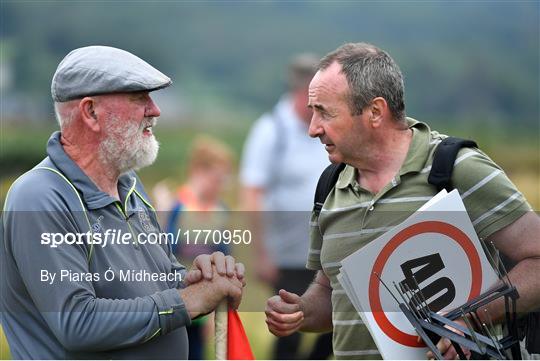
[182,229,252,245]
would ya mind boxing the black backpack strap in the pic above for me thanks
[313,163,346,215]
[428,137,478,192]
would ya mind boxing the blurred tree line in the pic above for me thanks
[1,1,538,127]
[1,1,538,204]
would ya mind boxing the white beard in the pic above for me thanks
[99,116,159,174]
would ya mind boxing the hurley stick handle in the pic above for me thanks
[215,301,228,360]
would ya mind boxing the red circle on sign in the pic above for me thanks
[368,221,482,347]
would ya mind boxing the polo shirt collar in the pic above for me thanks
[336,165,356,189]
[399,117,431,175]
[46,131,135,210]
[335,118,431,189]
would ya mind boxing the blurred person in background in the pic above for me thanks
[240,54,332,359]
[165,135,234,359]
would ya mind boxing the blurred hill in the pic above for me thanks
[1,1,538,129]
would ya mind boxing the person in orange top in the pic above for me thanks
[166,135,234,359]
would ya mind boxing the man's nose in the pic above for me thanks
[308,115,322,138]
[145,96,161,118]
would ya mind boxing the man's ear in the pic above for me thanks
[78,97,101,132]
[368,97,388,128]
[370,97,388,128]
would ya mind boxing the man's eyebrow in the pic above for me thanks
[127,92,147,100]
[308,103,326,111]
[126,94,140,100]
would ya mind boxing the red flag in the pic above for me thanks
[227,309,255,360]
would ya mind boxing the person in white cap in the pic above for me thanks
[1,46,245,359]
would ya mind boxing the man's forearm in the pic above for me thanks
[299,274,333,333]
[480,212,540,325]
[479,256,540,325]
[37,289,190,352]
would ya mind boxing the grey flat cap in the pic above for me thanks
[51,45,172,102]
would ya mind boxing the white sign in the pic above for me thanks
[338,190,499,359]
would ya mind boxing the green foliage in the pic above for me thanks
[0,125,54,175]
[1,2,538,126]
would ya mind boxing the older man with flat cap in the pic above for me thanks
[1,46,245,359]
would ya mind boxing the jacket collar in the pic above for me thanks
[46,131,136,210]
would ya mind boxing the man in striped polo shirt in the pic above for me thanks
[264,43,540,359]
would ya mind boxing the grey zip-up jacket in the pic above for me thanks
[1,132,191,359]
